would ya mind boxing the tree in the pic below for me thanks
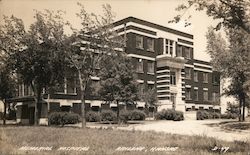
[170,0,250,33]
[138,86,158,109]
[6,10,68,125]
[66,3,124,128]
[0,68,16,125]
[0,15,25,125]
[206,27,250,121]
[98,52,138,122]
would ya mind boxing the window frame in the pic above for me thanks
[147,61,155,74]
[136,35,144,49]
[147,38,154,52]
[136,58,144,73]
[170,71,176,85]
[203,73,209,83]
[194,71,198,82]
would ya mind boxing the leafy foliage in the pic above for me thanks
[98,53,138,104]
[170,0,250,33]
[206,27,250,121]
[100,110,117,122]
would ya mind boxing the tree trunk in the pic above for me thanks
[116,100,120,124]
[239,97,242,122]
[78,71,86,128]
[3,100,6,125]
[242,93,246,121]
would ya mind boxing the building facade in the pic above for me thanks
[12,17,221,124]
[114,17,220,112]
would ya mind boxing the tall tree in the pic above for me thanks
[206,27,250,121]
[7,10,68,125]
[0,68,16,125]
[98,52,138,121]
[66,3,123,128]
[0,15,25,125]
[170,0,250,33]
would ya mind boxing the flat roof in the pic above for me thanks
[113,16,193,39]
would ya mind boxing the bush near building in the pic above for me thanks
[155,109,184,121]
[48,112,81,126]
[100,110,117,122]
[196,110,238,120]
[86,111,100,122]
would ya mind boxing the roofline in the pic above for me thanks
[113,16,193,39]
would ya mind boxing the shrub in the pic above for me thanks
[155,109,184,121]
[119,110,131,123]
[221,112,238,119]
[86,111,100,122]
[197,110,210,120]
[173,111,184,121]
[100,110,117,122]
[130,110,146,121]
[48,112,81,126]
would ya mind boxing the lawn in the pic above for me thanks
[0,126,249,155]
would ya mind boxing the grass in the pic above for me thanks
[0,126,249,155]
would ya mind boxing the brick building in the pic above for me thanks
[12,17,221,124]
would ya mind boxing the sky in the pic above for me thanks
[0,0,220,61]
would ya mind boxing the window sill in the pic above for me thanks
[147,72,155,75]
[54,92,77,95]
[147,49,155,52]
[136,71,144,74]
[136,47,144,50]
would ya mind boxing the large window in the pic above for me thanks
[203,90,208,101]
[136,35,143,49]
[212,74,220,85]
[176,45,182,57]
[170,71,176,85]
[136,59,144,73]
[212,92,219,102]
[186,88,191,100]
[147,38,154,51]
[185,68,191,79]
[194,89,198,101]
[165,39,174,56]
[147,61,154,74]
[203,73,208,83]
[186,47,192,59]
[194,71,198,82]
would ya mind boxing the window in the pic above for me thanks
[176,45,182,57]
[183,47,191,59]
[147,61,154,74]
[186,89,191,100]
[67,76,77,94]
[203,90,208,101]
[136,59,143,73]
[194,89,198,101]
[165,39,174,56]
[185,68,191,79]
[170,71,176,85]
[212,92,219,102]
[203,73,208,83]
[194,71,198,82]
[212,74,220,85]
[136,35,143,49]
[147,38,154,51]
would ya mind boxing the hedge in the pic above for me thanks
[196,110,238,120]
[100,110,117,122]
[86,111,100,122]
[48,112,81,126]
[155,109,184,121]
